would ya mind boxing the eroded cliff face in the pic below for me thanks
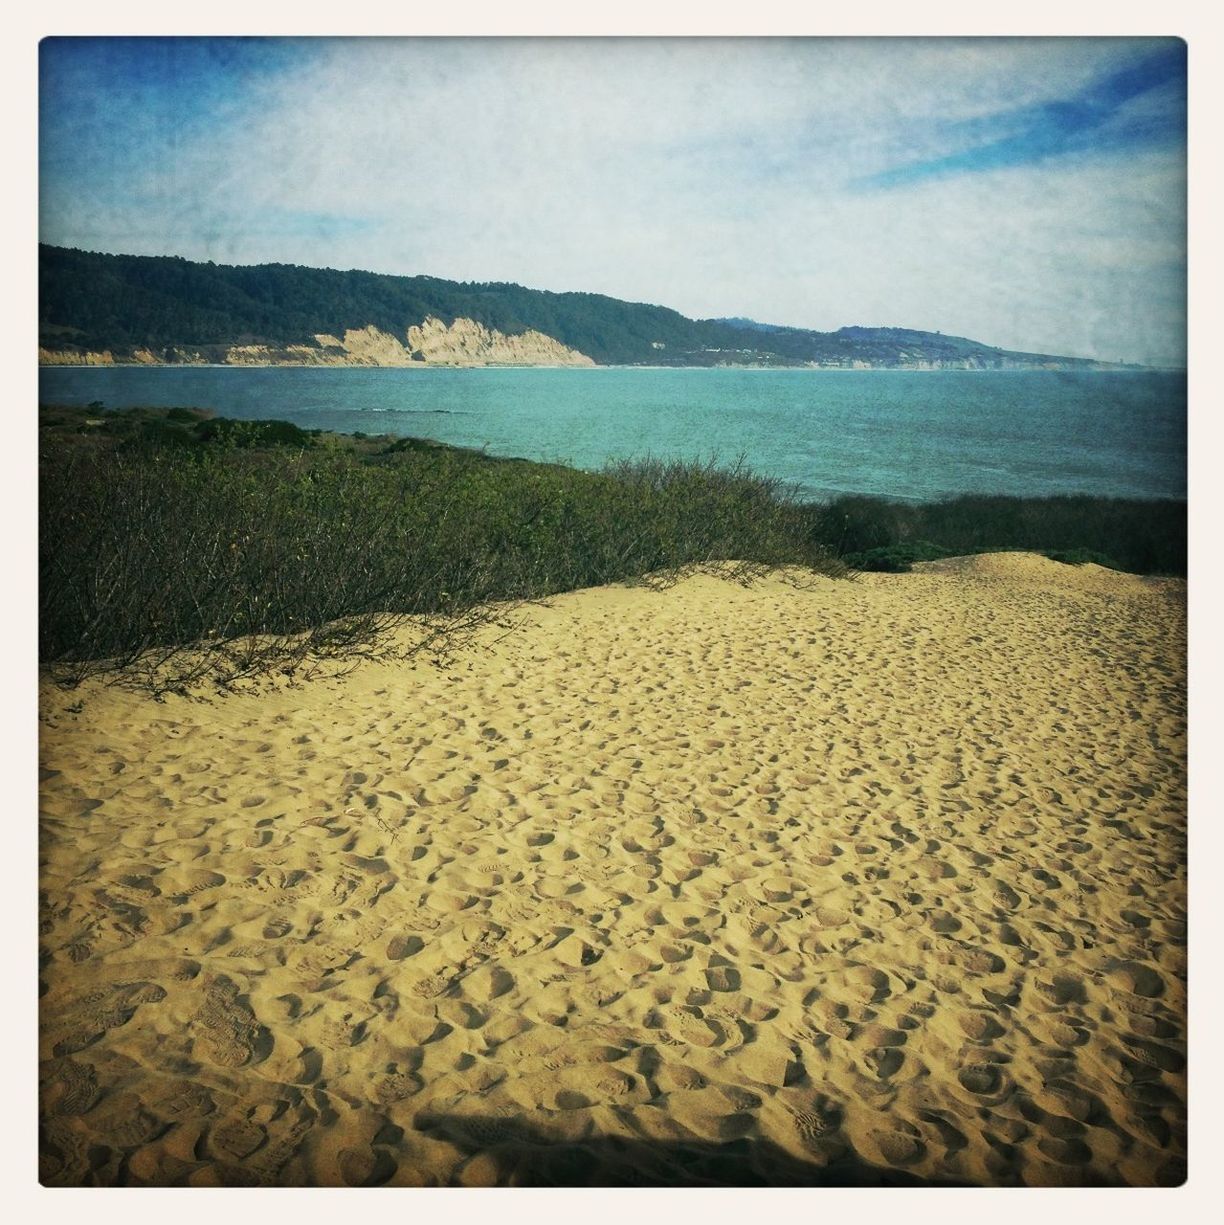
[39,347,116,366]
[39,318,596,368]
[404,316,595,366]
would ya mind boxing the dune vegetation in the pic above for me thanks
[39,406,1186,693]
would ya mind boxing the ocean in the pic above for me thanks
[38,366,1186,503]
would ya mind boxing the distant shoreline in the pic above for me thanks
[38,362,1175,373]
[41,245,1173,372]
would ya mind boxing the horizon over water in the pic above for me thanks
[38,367,1186,504]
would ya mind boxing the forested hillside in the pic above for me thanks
[39,245,1112,369]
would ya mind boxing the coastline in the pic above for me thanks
[39,361,1160,373]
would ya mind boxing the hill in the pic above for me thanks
[39,245,1119,370]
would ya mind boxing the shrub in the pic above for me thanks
[192,417,317,448]
[807,495,910,555]
[843,541,954,572]
[1044,548,1123,570]
[805,492,1185,577]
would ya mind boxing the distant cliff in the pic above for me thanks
[215,318,594,367]
[39,245,1124,370]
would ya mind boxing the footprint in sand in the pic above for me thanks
[90,888,152,944]
[338,1146,397,1187]
[649,1005,723,1048]
[991,882,1023,910]
[209,1115,268,1162]
[262,917,293,940]
[461,964,515,1002]
[958,1011,1005,1042]
[788,1100,842,1148]
[862,1046,906,1080]
[1045,1019,1090,1047]
[1035,972,1087,1006]
[41,1058,100,1117]
[191,974,271,1069]
[961,948,1007,975]
[112,954,203,990]
[1107,961,1167,999]
[81,1090,164,1149]
[956,1061,1007,1097]
[39,1119,90,1186]
[144,1078,215,1122]
[165,868,227,900]
[1037,1136,1093,1166]
[704,965,741,993]
[49,980,167,1057]
[386,934,425,960]
[373,1069,423,1105]
[1127,1013,1178,1040]
[246,867,312,895]
[1119,1035,1185,1074]
[62,932,96,964]
[872,1128,927,1166]
[411,971,456,1000]
[833,965,894,1005]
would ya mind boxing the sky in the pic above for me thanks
[39,36,1186,366]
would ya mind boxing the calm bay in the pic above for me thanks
[39,366,1186,503]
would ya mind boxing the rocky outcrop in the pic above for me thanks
[40,318,596,368]
[404,316,595,367]
[39,347,115,365]
[333,325,415,365]
[218,319,595,367]
[223,341,360,366]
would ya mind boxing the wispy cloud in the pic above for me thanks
[855,42,1185,190]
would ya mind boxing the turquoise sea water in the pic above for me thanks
[39,367,1186,503]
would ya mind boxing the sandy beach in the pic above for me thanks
[38,553,1187,1187]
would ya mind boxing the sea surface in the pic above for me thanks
[39,367,1186,503]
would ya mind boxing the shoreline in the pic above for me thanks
[39,362,1169,373]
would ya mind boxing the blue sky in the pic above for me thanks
[39,37,1186,365]
[855,43,1186,190]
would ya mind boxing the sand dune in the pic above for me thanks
[38,554,1187,1186]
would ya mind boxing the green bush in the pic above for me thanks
[193,417,317,448]
[843,541,954,572]
[809,493,1185,577]
[806,495,910,555]
[1043,548,1123,570]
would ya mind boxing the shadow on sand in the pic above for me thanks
[412,1113,972,1187]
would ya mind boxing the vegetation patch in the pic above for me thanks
[1043,548,1124,570]
[820,493,1184,578]
[842,542,955,573]
[40,407,843,693]
[39,407,1185,693]
[193,417,320,449]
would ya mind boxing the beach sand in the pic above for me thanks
[38,553,1187,1187]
